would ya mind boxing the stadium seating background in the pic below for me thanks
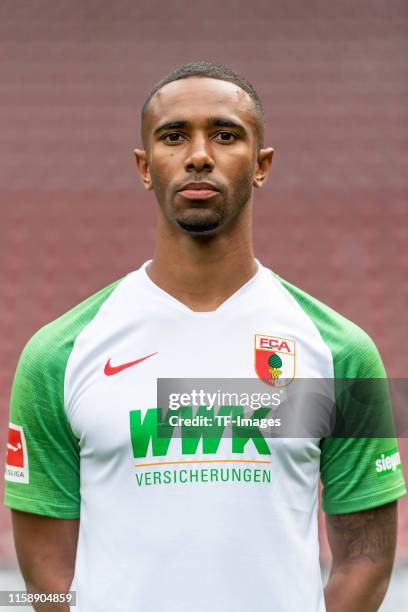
[0,1,407,565]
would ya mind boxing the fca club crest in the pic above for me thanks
[255,334,296,387]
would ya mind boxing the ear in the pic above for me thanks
[133,149,153,190]
[253,147,274,189]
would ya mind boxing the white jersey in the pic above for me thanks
[4,260,406,611]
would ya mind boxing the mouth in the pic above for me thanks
[177,182,220,201]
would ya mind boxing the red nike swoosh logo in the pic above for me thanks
[104,352,158,376]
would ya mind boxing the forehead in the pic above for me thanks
[145,77,258,134]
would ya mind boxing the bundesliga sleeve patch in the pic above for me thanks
[5,423,29,483]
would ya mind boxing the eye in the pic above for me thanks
[162,133,185,144]
[215,132,237,143]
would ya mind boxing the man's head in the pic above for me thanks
[135,61,273,237]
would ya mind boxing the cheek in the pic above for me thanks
[149,150,179,184]
[226,153,255,187]
[219,143,255,172]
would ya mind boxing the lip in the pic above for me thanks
[179,189,218,200]
[178,182,220,201]
[179,181,219,191]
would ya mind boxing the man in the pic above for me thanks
[4,61,406,611]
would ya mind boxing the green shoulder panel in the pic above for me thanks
[274,273,406,514]
[4,277,124,518]
[274,272,385,378]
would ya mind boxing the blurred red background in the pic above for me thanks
[0,1,407,565]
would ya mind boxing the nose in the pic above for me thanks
[184,135,214,173]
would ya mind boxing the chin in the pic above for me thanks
[176,219,223,236]
[174,207,228,236]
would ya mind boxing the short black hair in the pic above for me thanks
[141,60,265,148]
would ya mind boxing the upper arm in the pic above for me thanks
[326,501,397,569]
[4,330,81,592]
[12,510,79,590]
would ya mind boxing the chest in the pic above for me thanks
[64,309,330,499]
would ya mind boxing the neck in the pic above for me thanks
[147,204,257,312]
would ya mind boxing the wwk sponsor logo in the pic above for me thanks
[130,406,273,459]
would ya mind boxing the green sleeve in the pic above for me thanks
[320,333,406,514]
[4,329,81,518]
[4,277,123,518]
[275,273,406,514]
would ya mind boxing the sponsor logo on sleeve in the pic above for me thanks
[375,448,401,477]
[5,423,29,483]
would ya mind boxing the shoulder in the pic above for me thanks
[272,272,385,378]
[15,276,125,380]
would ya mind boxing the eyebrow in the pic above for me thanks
[153,117,247,136]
